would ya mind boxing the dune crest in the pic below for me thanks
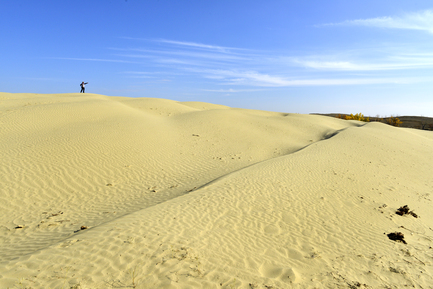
[1,93,432,288]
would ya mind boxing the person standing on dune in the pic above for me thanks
[80,81,88,93]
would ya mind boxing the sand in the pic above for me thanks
[1,92,433,289]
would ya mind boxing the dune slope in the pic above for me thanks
[1,93,432,288]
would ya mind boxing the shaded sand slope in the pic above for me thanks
[0,93,354,260]
[1,93,432,288]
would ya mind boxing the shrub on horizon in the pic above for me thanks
[336,113,404,127]
[385,117,403,127]
[344,113,370,122]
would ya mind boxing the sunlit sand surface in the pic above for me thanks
[1,92,433,288]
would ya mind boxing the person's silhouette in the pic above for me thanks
[80,82,88,93]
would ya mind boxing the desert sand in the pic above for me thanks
[1,92,433,289]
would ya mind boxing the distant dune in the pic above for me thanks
[1,93,433,288]
[314,113,433,130]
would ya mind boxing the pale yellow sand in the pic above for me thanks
[1,92,433,289]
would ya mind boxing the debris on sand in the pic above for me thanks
[81,226,88,230]
[387,232,407,244]
[396,205,418,218]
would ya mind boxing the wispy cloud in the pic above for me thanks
[126,37,433,86]
[155,39,240,53]
[119,37,246,53]
[112,46,251,63]
[55,32,433,88]
[322,10,433,34]
[190,69,291,87]
[293,55,433,71]
[277,77,422,86]
[187,68,420,87]
[117,36,433,85]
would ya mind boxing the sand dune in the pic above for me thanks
[1,92,433,288]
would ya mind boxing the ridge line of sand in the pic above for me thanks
[190,125,357,193]
[0,123,355,264]
[3,93,432,288]
[37,124,357,249]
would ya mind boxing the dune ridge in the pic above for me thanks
[1,93,432,288]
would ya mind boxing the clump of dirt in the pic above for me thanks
[387,232,407,244]
[396,205,418,218]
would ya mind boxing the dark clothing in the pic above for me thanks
[80,82,88,93]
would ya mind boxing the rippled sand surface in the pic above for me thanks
[1,92,433,288]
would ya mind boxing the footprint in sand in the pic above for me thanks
[264,224,281,235]
[259,261,301,283]
[287,248,304,260]
[259,262,283,278]
[58,239,80,248]
[282,212,298,224]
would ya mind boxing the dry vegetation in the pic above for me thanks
[317,113,433,130]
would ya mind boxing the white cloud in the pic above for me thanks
[55,37,432,88]
[120,37,243,53]
[155,39,237,53]
[278,77,419,86]
[193,69,290,87]
[293,56,433,71]
[116,48,249,62]
[324,10,433,34]
[189,68,419,87]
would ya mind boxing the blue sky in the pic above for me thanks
[1,0,433,116]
